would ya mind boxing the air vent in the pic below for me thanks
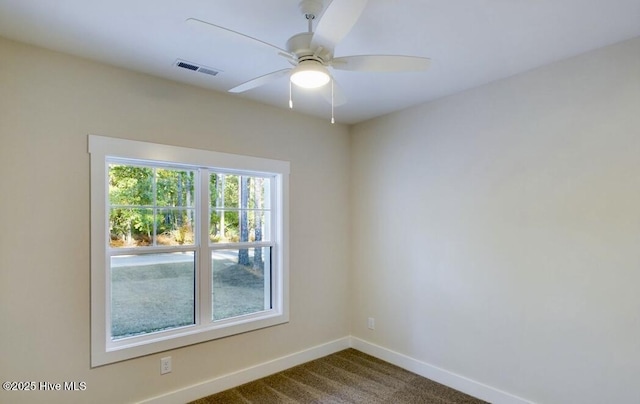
[177,61,198,71]
[197,67,219,77]
[175,59,221,77]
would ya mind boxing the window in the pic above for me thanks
[89,136,289,366]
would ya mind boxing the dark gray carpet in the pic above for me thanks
[190,348,488,403]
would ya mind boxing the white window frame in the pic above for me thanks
[89,135,289,367]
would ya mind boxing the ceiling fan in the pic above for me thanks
[187,0,430,122]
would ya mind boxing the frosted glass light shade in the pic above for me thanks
[290,61,330,89]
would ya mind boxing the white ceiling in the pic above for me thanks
[1,0,639,124]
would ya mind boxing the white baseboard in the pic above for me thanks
[139,336,532,404]
[138,337,351,404]
[349,337,533,404]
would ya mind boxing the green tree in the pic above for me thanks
[109,165,153,245]
[109,164,194,247]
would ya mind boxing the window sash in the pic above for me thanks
[105,162,277,347]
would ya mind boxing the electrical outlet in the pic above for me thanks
[367,317,375,330]
[160,356,172,375]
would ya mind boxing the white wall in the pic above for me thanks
[350,37,640,403]
[0,37,350,404]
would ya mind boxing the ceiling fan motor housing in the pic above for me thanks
[287,32,332,62]
[287,32,314,58]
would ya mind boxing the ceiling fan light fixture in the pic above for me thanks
[290,61,330,89]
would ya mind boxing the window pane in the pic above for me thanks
[110,252,195,340]
[212,248,271,321]
[156,168,195,207]
[108,164,153,206]
[248,176,270,210]
[109,208,154,248]
[210,174,239,208]
[156,208,195,246]
[210,210,239,242]
[209,209,270,243]
[247,210,270,242]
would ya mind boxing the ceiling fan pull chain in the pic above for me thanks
[289,80,293,109]
[331,79,335,124]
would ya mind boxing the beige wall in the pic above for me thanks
[350,37,640,403]
[3,31,640,404]
[0,37,350,404]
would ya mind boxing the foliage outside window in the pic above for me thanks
[89,136,289,366]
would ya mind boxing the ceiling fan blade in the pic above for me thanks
[331,55,431,72]
[229,69,291,93]
[310,0,368,55]
[320,79,347,106]
[186,18,294,58]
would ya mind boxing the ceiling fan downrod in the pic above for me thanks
[299,0,323,32]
